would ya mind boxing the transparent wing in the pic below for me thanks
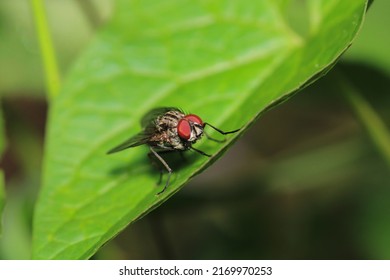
[141,107,183,127]
[106,133,150,154]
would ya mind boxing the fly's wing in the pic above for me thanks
[106,132,150,154]
[108,107,184,154]
[141,107,183,127]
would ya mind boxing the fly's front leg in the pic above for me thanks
[203,122,241,135]
[202,122,241,142]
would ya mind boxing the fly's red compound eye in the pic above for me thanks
[177,119,191,140]
[184,114,203,125]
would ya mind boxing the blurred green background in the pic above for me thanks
[0,0,389,259]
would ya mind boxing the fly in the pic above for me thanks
[107,107,240,195]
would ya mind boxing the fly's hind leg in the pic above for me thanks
[148,151,164,185]
[149,147,173,195]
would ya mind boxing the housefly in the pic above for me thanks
[107,107,240,194]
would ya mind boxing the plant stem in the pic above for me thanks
[337,71,390,168]
[31,0,61,100]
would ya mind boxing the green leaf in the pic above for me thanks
[33,0,369,259]
[0,105,5,235]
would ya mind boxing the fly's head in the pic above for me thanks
[177,114,204,144]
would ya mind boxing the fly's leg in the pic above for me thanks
[203,122,240,142]
[148,151,164,185]
[149,147,172,195]
[193,123,240,156]
[203,122,240,135]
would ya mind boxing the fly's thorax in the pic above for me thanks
[163,134,186,150]
[150,110,187,150]
[155,110,185,131]
[150,129,186,151]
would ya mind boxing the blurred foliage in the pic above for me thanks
[0,0,112,96]
[0,106,4,235]
[0,0,389,260]
[344,0,390,75]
